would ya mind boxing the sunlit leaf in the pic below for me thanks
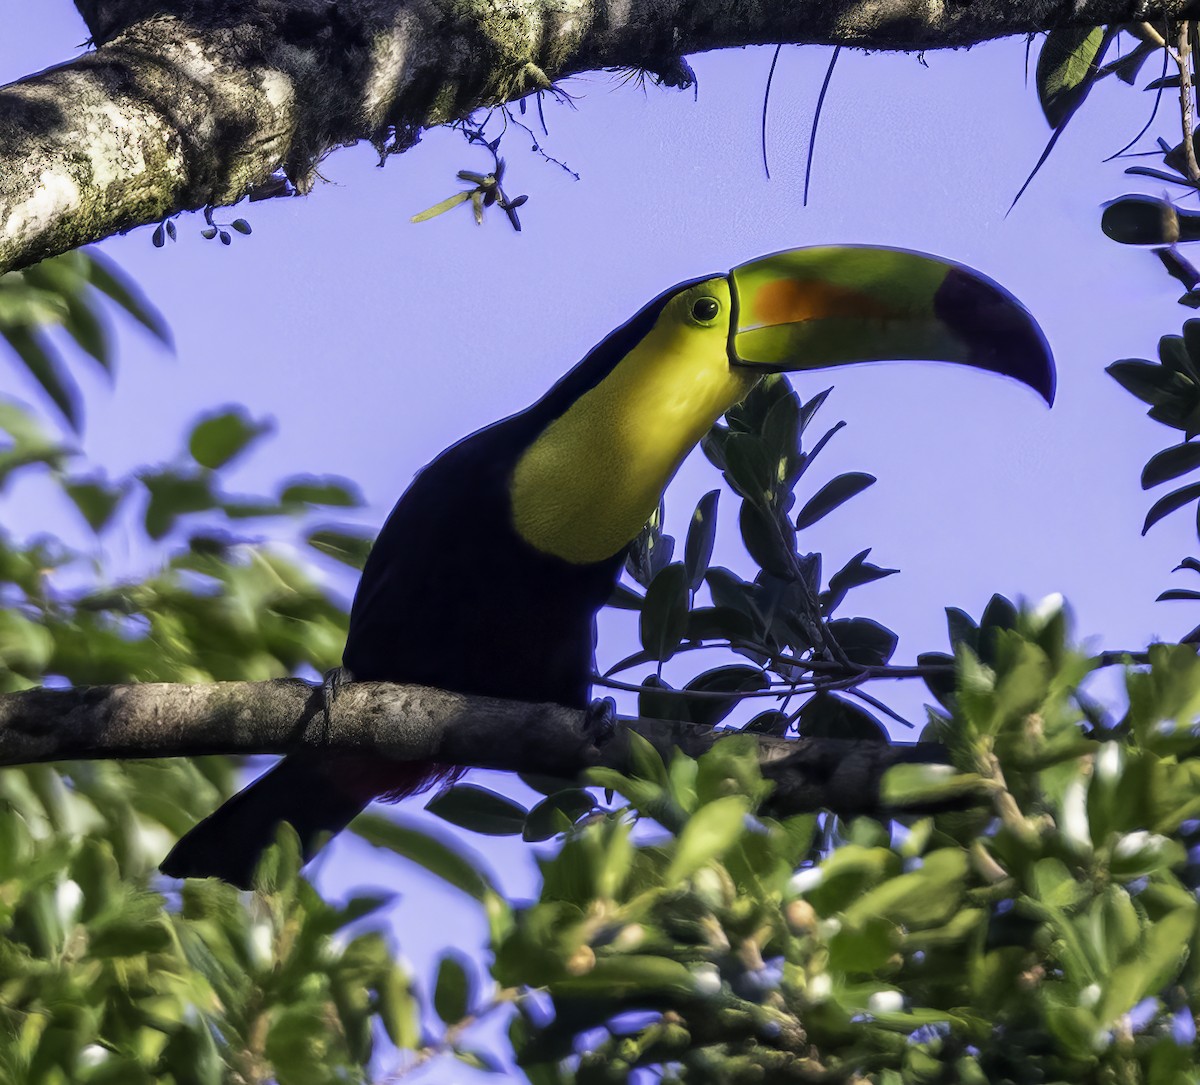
[307,526,374,569]
[351,812,494,899]
[427,784,528,836]
[188,408,272,470]
[1037,26,1111,129]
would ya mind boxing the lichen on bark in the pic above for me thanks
[0,0,1194,273]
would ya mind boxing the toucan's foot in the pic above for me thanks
[584,696,618,746]
[321,666,354,732]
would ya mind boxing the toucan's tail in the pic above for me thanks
[160,754,438,889]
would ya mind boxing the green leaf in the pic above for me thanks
[827,616,897,666]
[552,955,698,998]
[738,501,795,578]
[681,664,768,727]
[607,582,644,610]
[744,709,789,735]
[60,293,112,374]
[412,189,474,223]
[821,548,898,613]
[351,812,494,899]
[637,673,684,723]
[427,784,528,836]
[761,381,802,457]
[722,432,774,502]
[1101,906,1195,1023]
[377,963,421,1051]
[624,503,673,588]
[684,605,755,643]
[979,594,1018,661]
[946,606,980,651]
[1037,26,1110,129]
[881,763,983,806]
[230,218,252,235]
[140,471,216,539]
[455,1049,505,1075]
[797,692,887,742]
[640,561,690,662]
[1157,588,1200,601]
[433,951,474,1025]
[280,475,363,508]
[1101,195,1185,246]
[3,326,82,431]
[1142,441,1200,488]
[64,476,125,534]
[684,489,720,591]
[627,729,669,788]
[188,408,272,470]
[307,526,374,569]
[83,251,172,344]
[1143,481,1200,535]
[1107,359,1176,407]
[795,472,875,529]
[523,789,595,842]
[665,794,749,885]
[87,908,172,957]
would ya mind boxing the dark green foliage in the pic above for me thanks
[609,376,899,732]
[1109,322,1200,543]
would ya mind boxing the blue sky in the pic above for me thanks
[3,9,1197,1077]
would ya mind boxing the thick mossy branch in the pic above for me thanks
[0,678,958,818]
[0,0,1192,272]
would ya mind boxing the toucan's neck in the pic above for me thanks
[509,319,756,565]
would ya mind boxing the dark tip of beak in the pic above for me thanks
[935,267,1056,406]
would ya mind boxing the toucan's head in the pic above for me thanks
[511,245,1054,565]
[644,245,1055,405]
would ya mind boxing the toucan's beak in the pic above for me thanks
[728,246,1056,405]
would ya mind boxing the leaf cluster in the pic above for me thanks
[480,615,1200,1084]
[1109,322,1200,550]
[608,376,898,740]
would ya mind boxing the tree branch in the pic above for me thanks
[0,678,959,819]
[1,1,1197,272]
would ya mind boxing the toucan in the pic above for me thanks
[160,246,1054,886]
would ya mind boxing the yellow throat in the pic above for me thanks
[509,278,758,564]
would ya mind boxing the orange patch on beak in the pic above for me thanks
[747,279,896,328]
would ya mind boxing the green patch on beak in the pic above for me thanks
[728,246,1055,405]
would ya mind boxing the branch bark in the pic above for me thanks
[0,678,961,819]
[1,0,1196,273]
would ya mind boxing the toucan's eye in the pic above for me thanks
[691,297,720,322]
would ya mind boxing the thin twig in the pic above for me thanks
[1104,34,1170,161]
[803,46,840,207]
[845,687,916,730]
[762,45,783,180]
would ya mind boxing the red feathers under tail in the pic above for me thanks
[160,754,452,888]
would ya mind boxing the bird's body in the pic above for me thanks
[161,248,1054,886]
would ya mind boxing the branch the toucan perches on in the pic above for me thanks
[160,246,1054,887]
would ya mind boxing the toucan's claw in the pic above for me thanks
[584,696,618,746]
[321,666,353,734]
